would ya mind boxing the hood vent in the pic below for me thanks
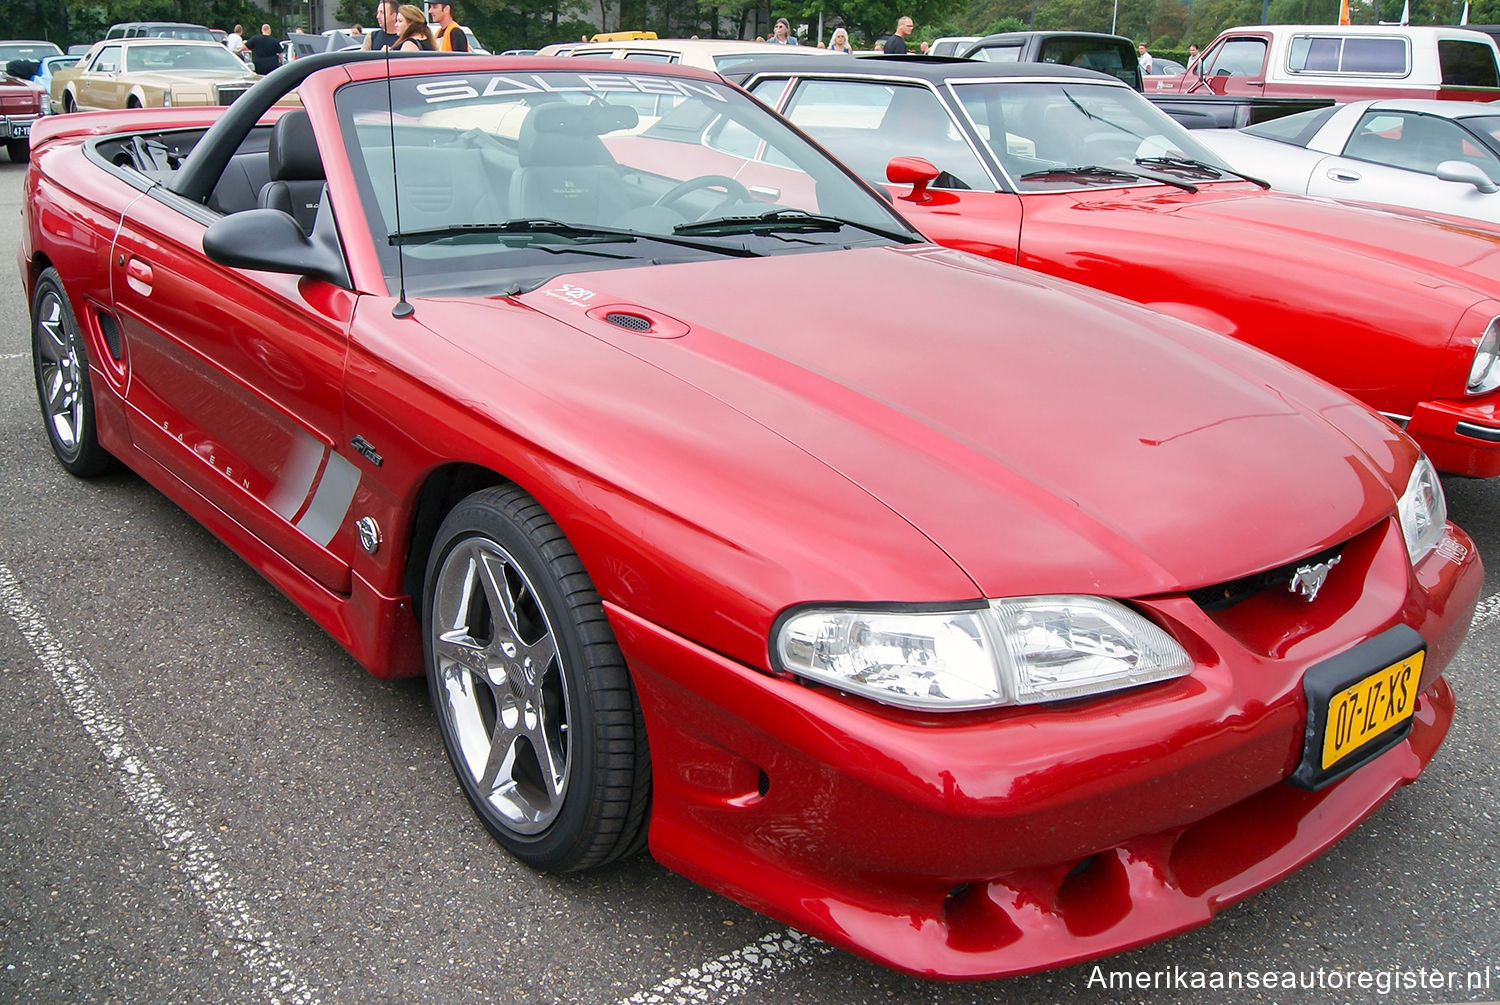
[604,311,652,332]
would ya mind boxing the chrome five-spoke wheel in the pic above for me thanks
[424,485,651,871]
[31,268,113,476]
[431,535,573,834]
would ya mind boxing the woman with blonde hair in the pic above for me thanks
[392,4,436,50]
[828,26,852,53]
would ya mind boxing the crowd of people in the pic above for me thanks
[219,8,931,62]
[218,0,474,71]
[752,15,924,52]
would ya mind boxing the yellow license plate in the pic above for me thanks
[1321,651,1424,770]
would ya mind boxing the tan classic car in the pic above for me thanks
[51,39,259,113]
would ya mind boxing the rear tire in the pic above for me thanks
[31,268,115,477]
[6,139,28,163]
[423,485,651,872]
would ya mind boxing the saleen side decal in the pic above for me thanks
[295,451,361,548]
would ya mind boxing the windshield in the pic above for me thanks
[0,43,63,62]
[336,69,916,297]
[949,80,1236,191]
[125,43,250,73]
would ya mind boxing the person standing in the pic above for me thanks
[392,5,437,50]
[363,1,399,50]
[429,0,470,51]
[1137,42,1153,73]
[245,23,282,74]
[882,16,913,54]
[828,26,852,53]
[767,17,798,44]
[224,23,245,54]
[1186,43,1200,70]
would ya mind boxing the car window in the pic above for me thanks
[333,69,914,297]
[1242,104,1340,145]
[621,51,675,62]
[1288,35,1408,76]
[777,79,991,190]
[951,79,1230,190]
[91,46,123,73]
[1035,37,1139,87]
[0,42,63,62]
[1440,39,1500,86]
[971,45,1021,63]
[1342,110,1500,180]
[1202,37,1266,78]
[125,44,248,73]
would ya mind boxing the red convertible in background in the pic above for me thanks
[726,56,1500,479]
[19,52,1480,978]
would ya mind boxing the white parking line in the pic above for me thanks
[0,352,26,361]
[1471,590,1500,630]
[0,562,319,1005]
[615,928,834,1005]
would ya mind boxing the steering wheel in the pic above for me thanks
[652,175,752,216]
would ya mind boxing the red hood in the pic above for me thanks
[467,245,1410,599]
[1048,183,1500,306]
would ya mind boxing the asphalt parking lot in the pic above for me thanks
[0,155,1496,1005]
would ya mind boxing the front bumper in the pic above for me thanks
[1406,398,1500,477]
[612,516,1480,978]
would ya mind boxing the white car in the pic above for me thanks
[536,37,846,71]
[1195,99,1500,223]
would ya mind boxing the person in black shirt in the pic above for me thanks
[881,15,913,53]
[245,24,282,74]
[362,0,398,50]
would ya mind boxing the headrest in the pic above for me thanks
[268,109,324,182]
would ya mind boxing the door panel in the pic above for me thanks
[111,192,358,593]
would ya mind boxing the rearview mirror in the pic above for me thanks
[1435,160,1499,194]
[887,156,939,203]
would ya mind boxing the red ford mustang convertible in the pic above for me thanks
[725,56,1500,479]
[19,52,1481,978]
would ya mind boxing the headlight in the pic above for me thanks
[1467,317,1500,394]
[1398,454,1447,563]
[774,596,1192,711]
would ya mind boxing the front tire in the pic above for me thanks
[6,138,28,163]
[423,485,650,872]
[31,268,115,476]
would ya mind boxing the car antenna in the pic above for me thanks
[385,47,415,319]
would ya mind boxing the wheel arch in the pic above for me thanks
[401,461,510,618]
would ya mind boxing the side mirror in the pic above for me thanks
[1435,159,1499,194]
[886,155,939,203]
[203,208,349,287]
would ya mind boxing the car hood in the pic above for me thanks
[127,70,256,88]
[460,246,1409,599]
[1060,183,1500,301]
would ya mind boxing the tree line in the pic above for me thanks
[2,0,1491,62]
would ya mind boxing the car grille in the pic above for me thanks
[1187,543,1344,612]
[215,84,252,106]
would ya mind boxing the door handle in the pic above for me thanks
[1326,168,1361,183]
[124,257,153,296]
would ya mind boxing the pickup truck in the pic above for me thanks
[1152,24,1500,102]
[961,30,1333,127]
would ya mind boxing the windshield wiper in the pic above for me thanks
[389,218,761,257]
[1135,155,1269,189]
[1018,163,1196,192]
[673,209,913,242]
